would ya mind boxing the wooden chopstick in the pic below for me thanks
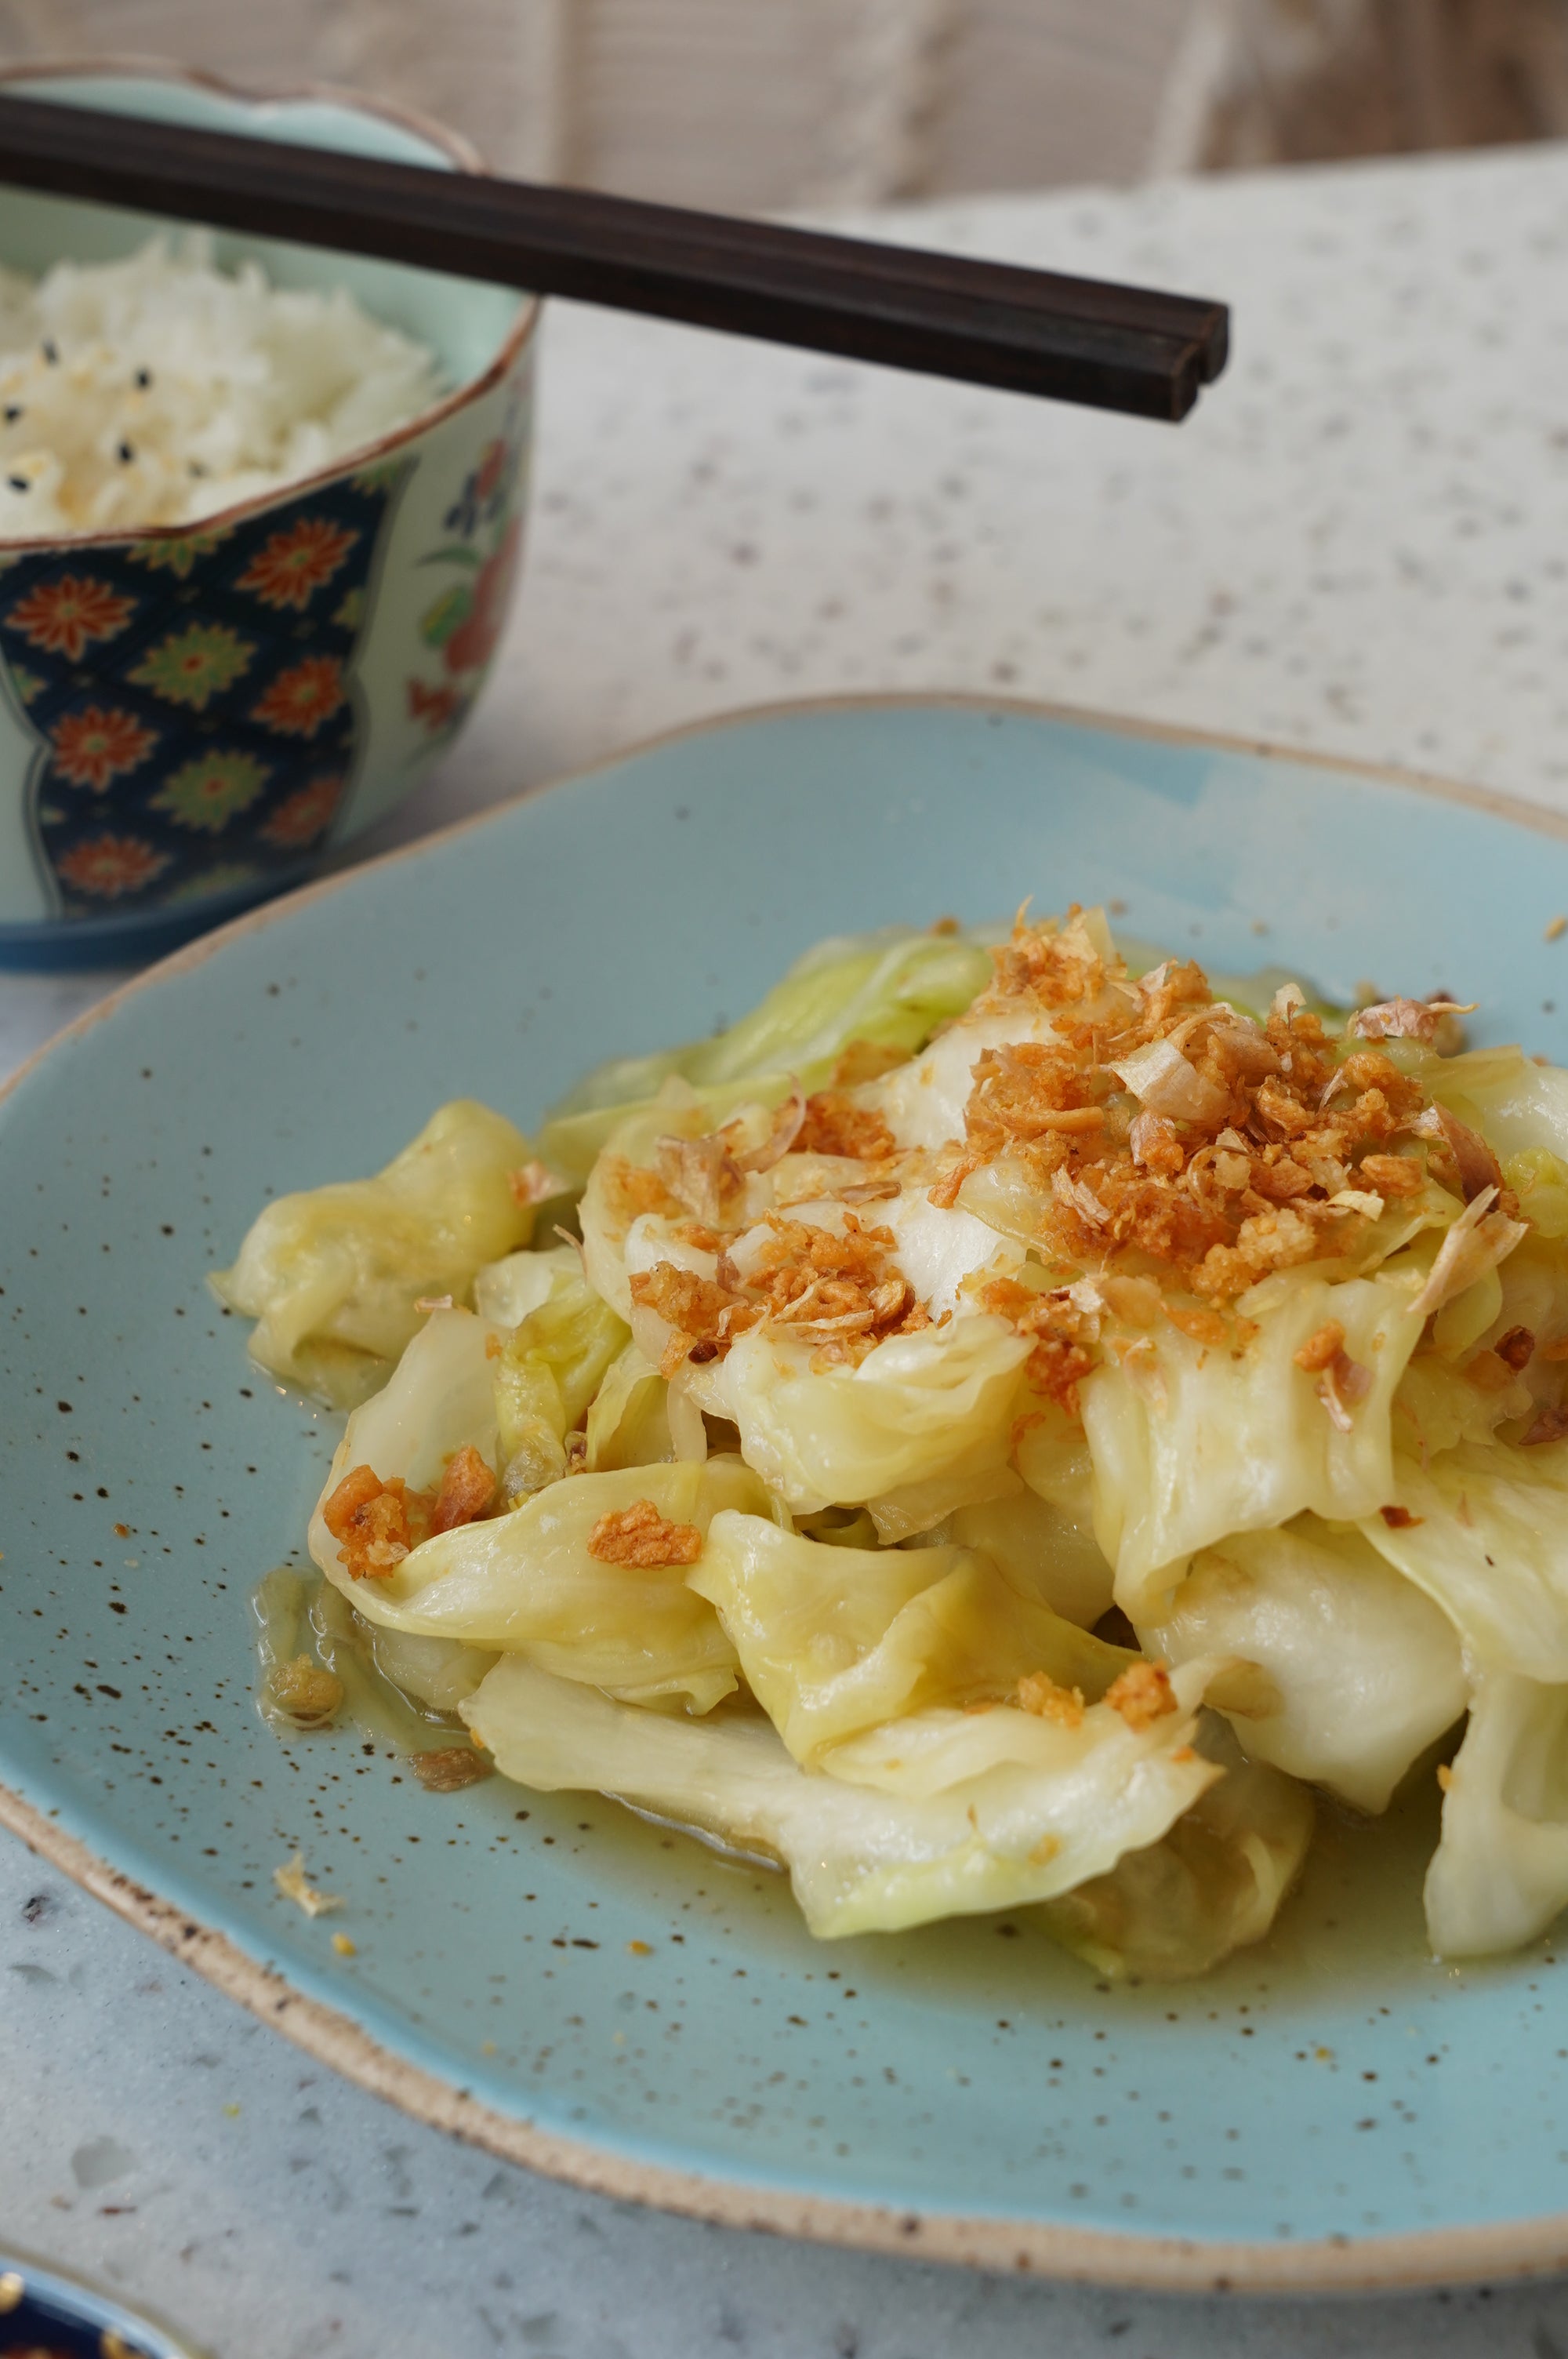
[0,91,1228,421]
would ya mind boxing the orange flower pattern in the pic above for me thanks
[407,677,461,732]
[56,834,169,899]
[263,774,343,849]
[237,515,359,612]
[7,573,134,662]
[250,655,346,740]
[0,446,474,919]
[50,706,158,792]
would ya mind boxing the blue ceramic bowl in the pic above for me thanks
[0,61,539,967]
[0,2251,191,2357]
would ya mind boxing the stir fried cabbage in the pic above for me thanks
[1361,1439,1568,1678]
[1139,1517,1466,1812]
[683,1317,1029,1517]
[212,1100,535,1406]
[220,893,1568,1972]
[461,1653,1221,1938]
[1040,1719,1315,1980]
[1425,1672,1568,1957]
[539,926,992,1181]
[1085,1267,1430,1616]
[691,1510,1126,1763]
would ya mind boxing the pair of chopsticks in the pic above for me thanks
[0,90,1227,423]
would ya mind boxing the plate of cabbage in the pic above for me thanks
[7,697,1568,2288]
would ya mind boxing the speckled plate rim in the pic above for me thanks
[7,689,1568,2298]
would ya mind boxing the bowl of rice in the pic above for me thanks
[0,60,539,965]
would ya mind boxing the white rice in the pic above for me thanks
[0,232,448,540]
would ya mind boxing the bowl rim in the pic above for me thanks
[0,2244,197,2357]
[0,53,541,555]
[5,685,1568,2293]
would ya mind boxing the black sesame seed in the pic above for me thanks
[2,405,20,423]
[117,441,134,464]
[40,340,56,364]
[6,475,27,493]
[133,367,152,389]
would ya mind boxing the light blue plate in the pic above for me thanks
[4,697,1568,2293]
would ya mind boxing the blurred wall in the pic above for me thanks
[2,0,1566,205]
[0,0,1210,200]
[1163,0,1568,171]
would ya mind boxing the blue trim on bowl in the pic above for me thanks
[0,860,314,967]
[0,2250,191,2356]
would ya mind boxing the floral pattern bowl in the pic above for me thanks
[0,61,539,967]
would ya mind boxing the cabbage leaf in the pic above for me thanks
[541,929,991,1180]
[1420,1042,1568,1162]
[1038,1717,1314,1980]
[579,1078,779,1322]
[315,1448,776,1713]
[473,1249,561,1329]
[307,1311,772,1709]
[212,1100,535,1406]
[1360,1438,1568,1678]
[693,1508,1127,1763]
[312,1304,503,1503]
[361,1623,499,1714]
[1139,1516,1467,1812]
[490,1249,629,1456]
[460,1653,1221,1938]
[1392,1351,1530,1461]
[586,1341,674,1470]
[938,1488,1115,1630]
[686,1314,1029,1515]
[1083,1266,1429,1617]
[855,906,1123,1153]
[861,1005,1066,1154]
[1425,1671,1568,1957]
[1004,1409,1117,1627]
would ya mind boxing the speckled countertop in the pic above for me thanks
[5,140,1568,2359]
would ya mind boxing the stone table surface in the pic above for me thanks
[5,137,1568,2359]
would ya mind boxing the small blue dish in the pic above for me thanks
[4,697,1568,2291]
[0,2252,192,2357]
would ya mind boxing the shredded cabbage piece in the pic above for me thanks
[586,1341,673,1470]
[540,928,991,1180]
[314,1446,775,1714]
[212,1100,535,1406]
[929,1485,1115,1630]
[460,1654,1223,1938]
[1039,1719,1315,1980]
[693,1510,1127,1764]
[686,1316,1029,1516]
[1140,1517,1467,1812]
[1425,1672,1568,1957]
[1361,1439,1568,1678]
[1084,1267,1429,1617]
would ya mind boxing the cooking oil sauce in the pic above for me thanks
[252,1565,1497,2017]
[252,1562,473,1755]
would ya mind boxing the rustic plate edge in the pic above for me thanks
[7,1776,1568,2295]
